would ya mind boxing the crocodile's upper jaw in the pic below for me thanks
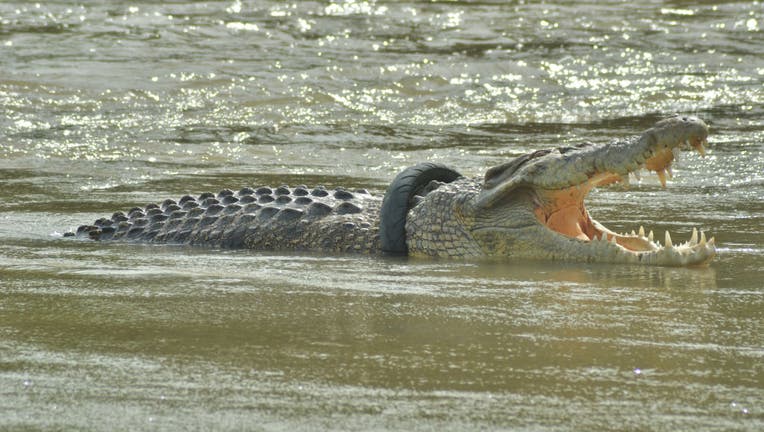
[475,115,716,266]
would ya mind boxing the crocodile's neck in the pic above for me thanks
[405,177,484,258]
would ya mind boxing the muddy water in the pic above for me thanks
[1,1,762,430]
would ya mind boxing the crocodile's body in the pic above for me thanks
[71,116,717,266]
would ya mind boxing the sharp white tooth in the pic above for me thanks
[665,231,673,248]
[708,237,716,247]
[648,230,654,242]
[690,228,698,245]
[611,235,617,245]
[631,230,636,236]
[699,231,707,246]
[639,226,645,237]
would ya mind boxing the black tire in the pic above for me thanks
[379,163,462,255]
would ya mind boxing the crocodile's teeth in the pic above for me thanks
[648,230,654,242]
[631,230,636,236]
[657,169,667,188]
[699,231,707,246]
[610,235,617,245]
[665,231,673,248]
[690,228,698,245]
[639,225,645,237]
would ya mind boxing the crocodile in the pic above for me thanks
[69,115,716,266]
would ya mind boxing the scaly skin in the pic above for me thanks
[72,186,383,254]
[406,115,716,266]
[71,115,716,266]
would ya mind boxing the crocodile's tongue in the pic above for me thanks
[532,181,679,253]
[533,183,591,241]
[532,166,631,242]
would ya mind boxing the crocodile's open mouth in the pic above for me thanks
[532,135,715,261]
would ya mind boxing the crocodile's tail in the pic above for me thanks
[69,185,382,252]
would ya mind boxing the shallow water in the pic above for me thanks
[1,1,763,430]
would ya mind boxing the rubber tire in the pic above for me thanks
[379,163,462,255]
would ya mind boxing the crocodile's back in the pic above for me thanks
[73,185,383,254]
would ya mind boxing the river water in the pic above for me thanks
[1,1,762,430]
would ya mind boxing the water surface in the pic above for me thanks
[1,1,762,430]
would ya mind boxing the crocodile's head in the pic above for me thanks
[469,115,715,266]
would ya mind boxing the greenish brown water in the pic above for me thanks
[1,1,763,430]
